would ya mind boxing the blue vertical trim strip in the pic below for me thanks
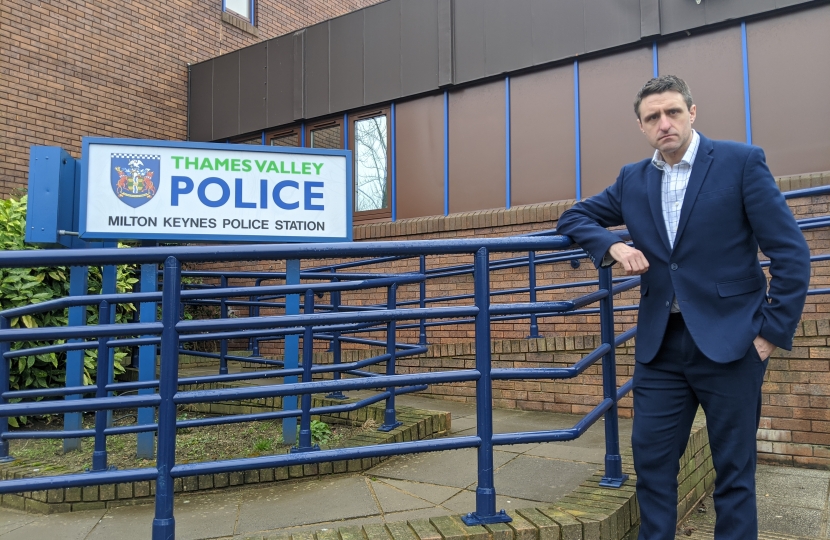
[505,77,511,210]
[261,131,266,145]
[443,91,449,216]
[652,41,659,78]
[741,21,752,145]
[343,113,349,150]
[574,61,582,201]
[300,122,306,147]
[391,102,397,221]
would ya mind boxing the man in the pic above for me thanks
[556,75,811,539]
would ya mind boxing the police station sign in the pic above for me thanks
[79,138,352,242]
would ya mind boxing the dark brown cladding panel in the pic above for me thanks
[189,60,213,142]
[658,26,745,144]
[584,0,641,53]
[267,33,295,128]
[530,0,585,64]
[659,0,706,35]
[304,22,330,119]
[396,95,445,219]
[510,66,576,206]
[484,0,533,77]
[213,52,240,140]
[402,0,439,96]
[748,3,830,176]
[659,0,809,35]
[579,46,654,198]
[330,10,364,113]
[449,80,506,214]
[704,0,776,23]
[453,0,486,84]
[365,0,401,105]
[239,42,268,135]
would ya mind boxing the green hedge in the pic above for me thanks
[0,195,138,425]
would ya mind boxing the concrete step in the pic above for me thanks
[679,524,822,539]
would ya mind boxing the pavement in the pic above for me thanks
[0,394,826,539]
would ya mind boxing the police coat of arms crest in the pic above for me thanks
[111,153,160,208]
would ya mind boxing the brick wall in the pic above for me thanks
[0,0,382,196]
[293,314,830,466]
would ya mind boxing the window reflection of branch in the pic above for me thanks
[355,116,388,211]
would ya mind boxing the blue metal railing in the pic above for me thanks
[0,235,634,537]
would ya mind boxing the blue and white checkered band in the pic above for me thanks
[111,153,161,208]
[111,153,160,160]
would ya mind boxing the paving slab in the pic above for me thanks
[523,442,606,464]
[84,504,154,540]
[439,489,543,515]
[235,476,379,534]
[249,516,382,538]
[0,508,106,540]
[381,507,457,523]
[379,478,464,505]
[368,449,516,488]
[0,508,37,535]
[756,498,824,538]
[756,470,829,510]
[493,455,598,503]
[368,480,436,513]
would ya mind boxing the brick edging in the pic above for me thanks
[0,399,449,514]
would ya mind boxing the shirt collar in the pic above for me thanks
[651,130,700,170]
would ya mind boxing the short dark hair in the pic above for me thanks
[634,75,694,119]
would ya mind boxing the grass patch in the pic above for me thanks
[9,409,373,472]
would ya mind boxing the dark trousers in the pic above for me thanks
[632,313,768,540]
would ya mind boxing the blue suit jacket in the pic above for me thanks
[557,134,811,363]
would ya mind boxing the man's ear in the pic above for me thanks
[637,118,644,133]
[689,103,696,124]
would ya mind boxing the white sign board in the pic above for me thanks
[79,138,352,242]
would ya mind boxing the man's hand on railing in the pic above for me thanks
[608,242,650,276]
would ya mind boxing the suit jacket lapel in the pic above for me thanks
[673,135,714,249]
[647,163,672,252]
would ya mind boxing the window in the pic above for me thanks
[304,112,391,223]
[267,128,300,148]
[306,118,342,150]
[230,135,262,145]
[224,0,254,23]
[351,108,390,221]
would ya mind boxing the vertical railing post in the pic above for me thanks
[462,248,511,526]
[152,256,182,540]
[64,265,88,453]
[137,262,157,459]
[379,283,402,431]
[282,260,300,445]
[251,278,263,358]
[101,253,117,429]
[219,275,228,375]
[0,316,13,462]
[527,251,540,338]
[598,266,628,488]
[291,289,319,452]
[91,300,111,471]
[326,274,346,400]
[419,255,427,345]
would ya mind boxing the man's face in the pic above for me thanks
[637,91,696,165]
